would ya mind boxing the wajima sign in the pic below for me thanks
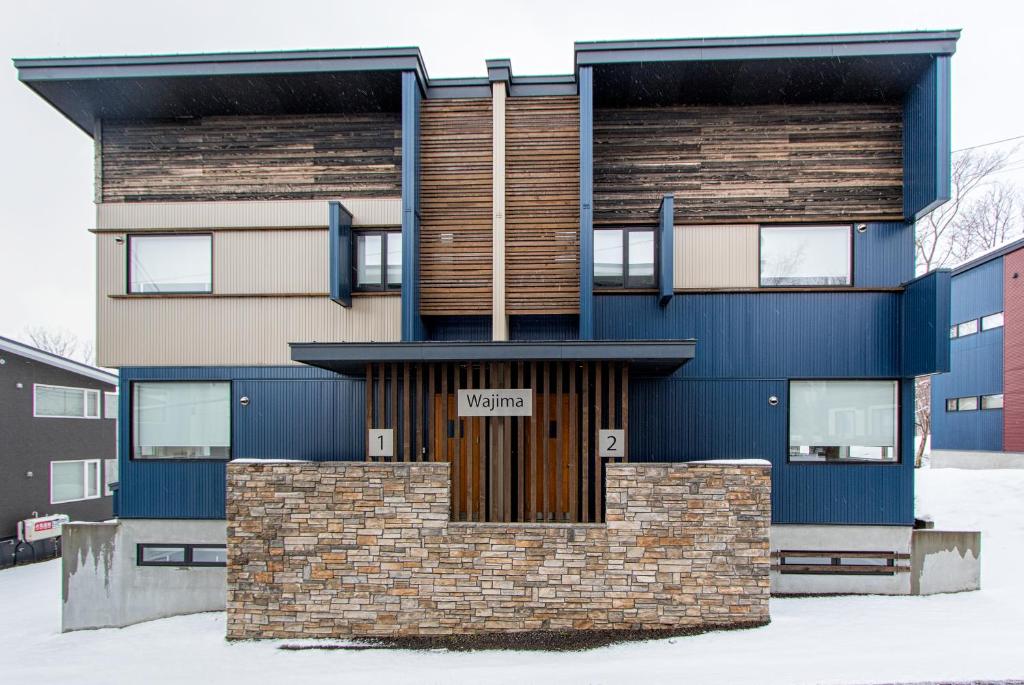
[457,389,533,416]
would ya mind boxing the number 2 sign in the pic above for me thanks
[598,429,625,458]
[368,428,394,458]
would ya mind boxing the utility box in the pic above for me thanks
[18,514,71,543]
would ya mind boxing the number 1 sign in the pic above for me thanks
[368,428,394,458]
[598,429,625,458]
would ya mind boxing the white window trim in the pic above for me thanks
[104,458,118,496]
[50,459,103,504]
[33,383,101,419]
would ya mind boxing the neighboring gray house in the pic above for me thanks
[0,336,117,544]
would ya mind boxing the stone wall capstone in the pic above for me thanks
[226,461,770,639]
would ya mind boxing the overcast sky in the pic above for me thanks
[2,0,1022,354]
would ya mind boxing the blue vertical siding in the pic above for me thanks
[903,56,952,221]
[401,71,425,341]
[425,316,492,341]
[509,315,579,341]
[578,66,595,340]
[595,293,900,378]
[950,257,1004,323]
[901,270,951,377]
[853,222,915,287]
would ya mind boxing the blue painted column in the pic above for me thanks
[579,66,594,340]
[328,201,353,307]
[903,56,951,221]
[401,71,425,341]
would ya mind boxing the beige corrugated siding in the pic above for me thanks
[214,231,327,295]
[96,198,401,230]
[675,224,759,289]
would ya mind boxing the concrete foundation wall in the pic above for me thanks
[770,525,913,594]
[930,449,1024,469]
[226,461,772,639]
[61,519,226,632]
[911,529,981,595]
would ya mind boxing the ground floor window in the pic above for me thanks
[789,380,899,463]
[132,382,231,459]
[137,544,227,567]
[51,460,102,503]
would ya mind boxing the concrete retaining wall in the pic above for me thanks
[61,519,226,632]
[226,461,772,639]
[911,529,981,595]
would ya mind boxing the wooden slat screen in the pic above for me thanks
[593,103,903,225]
[101,114,402,202]
[505,96,580,314]
[419,99,493,315]
[364,361,629,523]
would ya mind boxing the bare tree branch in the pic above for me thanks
[23,326,95,364]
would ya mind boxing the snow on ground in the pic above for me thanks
[3,469,1023,685]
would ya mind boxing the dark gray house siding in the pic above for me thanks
[0,347,116,539]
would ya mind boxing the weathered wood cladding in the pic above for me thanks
[506,96,581,314]
[593,104,903,225]
[100,113,402,202]
[419,99,493,315]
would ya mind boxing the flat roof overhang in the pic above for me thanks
[290,340,696,377]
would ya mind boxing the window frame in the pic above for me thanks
[33,384,101,419]
[786,378,901,465]
[956,319,979,337]
[136,543,227,568]
[981,312,1005,331]
[126,233,214,295]
[981,394,1004,410]
[50,459,103,504]
[593,226,658,290]
[758,224,854,289]
[352,229,402,292]
[130,380,233,462]
[104,391,119,420]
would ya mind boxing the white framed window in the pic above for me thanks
[104,458,118,496]
[133,382,231,459]
[104,392,119,420]
[128,234,212,294]
[981,312,1004,330]
[957,396,979,411]
[789,380,899,463]
[982,394,1004,410]
[950,325,959,339]
[34,384,101,419]
[760,225,852,287]
[956,319,979,337]
[51,460,101,504]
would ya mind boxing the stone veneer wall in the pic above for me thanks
[226,461,771,639]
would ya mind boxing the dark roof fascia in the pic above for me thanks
[426,77,492,99]
[574,30,961,69]
[0,335,118,385]
[290,340,696,376]
[427,73,576,99]
[951,237,1024,276]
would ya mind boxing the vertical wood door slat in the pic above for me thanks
[402,364,411,462]
[427,364,435,463]
[458,363,469,522]
[364,365,373,461]
[503,362,513,523]
[582,362,590,523]
[376,363,385,458]
[414,364,423,462]
[390,363,398,462]
[555,363,564,520]
[621,364,629,462]
[530,361,538,521]
[569,362,577,522]
[517,362,525,523]
[541,362,550,521]
[595,362,603,522]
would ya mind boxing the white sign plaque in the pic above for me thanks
[598,429,625,458]
[368,428,394,458]
[457,389,533,417]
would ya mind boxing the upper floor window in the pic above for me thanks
[789,380,898,463]
[354,230,402,291]
[982,312,1004,330]
[129,234,212,294]
[133,382,230,459]
[954,319,979,338]
[34,384,100,419]
[759,225,851,287]
[594,228,656,288]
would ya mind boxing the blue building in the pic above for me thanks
[16,29,957,630]
[931,237,1024,467]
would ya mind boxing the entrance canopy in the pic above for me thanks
[289,340,695,376]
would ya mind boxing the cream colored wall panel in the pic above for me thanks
[214,231,327,295]
[675,224,759,289]
[96,198,401,231]
[97,233,125,297]
[97,296,400,368]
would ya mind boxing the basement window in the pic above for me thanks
[594,228,656,288]
[759,225,852,287]
[137,544,227,567]
[354,230,402,291]
[128,234,212,294]
[788,380,898,463]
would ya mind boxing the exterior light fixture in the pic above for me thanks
[856,223,868,233]
[768,395,779,406]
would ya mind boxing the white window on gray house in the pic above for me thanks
[34,384,100,419]
[133,382,230,459]
[789,380,898,462]
[104,392,118,420]
[759,225,852,287]
[51,460,101,503]
[128,234,212,293]
[981,312,1004,330]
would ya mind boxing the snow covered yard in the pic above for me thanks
[2,469,1022,685]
